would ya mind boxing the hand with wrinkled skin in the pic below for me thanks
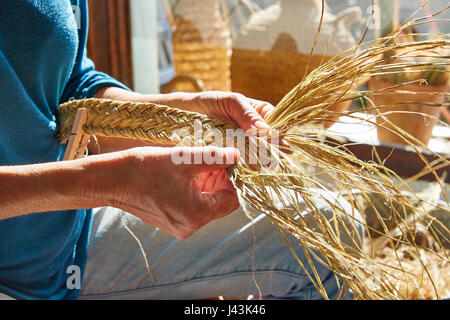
[107,146,241,239]
[0,146,240,239]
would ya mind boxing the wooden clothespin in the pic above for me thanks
[63,108,91,161]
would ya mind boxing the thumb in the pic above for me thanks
[203,188,240,219]
[171,146,240,173]
[233,100,271,134]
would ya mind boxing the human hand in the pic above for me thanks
[103,146,240,239]
[189,92,290,152]
[190,91,274,134]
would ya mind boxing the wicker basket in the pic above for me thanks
[169,0,232,92]
[231,0,360,122]
[161,74,205,94]
[368,78,448,146]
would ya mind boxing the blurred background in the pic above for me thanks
[86,0,449,93]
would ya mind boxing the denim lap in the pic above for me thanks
[79,198,357,300]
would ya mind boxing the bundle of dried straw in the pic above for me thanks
[59,4,449,300]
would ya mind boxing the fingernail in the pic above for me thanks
[281,139,291,147]
[280,139,293,154]
[253,120,270,129]
[246,127,258,137]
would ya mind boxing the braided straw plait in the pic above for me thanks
[58,98,237,147]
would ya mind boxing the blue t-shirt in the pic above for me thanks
[0,0,129,299]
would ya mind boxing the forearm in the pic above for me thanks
[0,152,128,220]
[94,86,200,112]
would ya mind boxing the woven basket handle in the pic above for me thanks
[161,74,206,93]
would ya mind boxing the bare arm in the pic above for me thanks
[0,151,126,220]
[0,146,240,238]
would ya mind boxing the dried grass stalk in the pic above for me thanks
[58,8,449,300]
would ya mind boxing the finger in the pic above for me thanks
[266,131,293,154]
[246,100,291,153]
[249,98,276,120]
[279,140,293,154]
[216,170,236,193]
[203,188,240,220]
[202,170,224,193]
[173,146,240,174]
[193,171,212,191]
[229,95,271,133]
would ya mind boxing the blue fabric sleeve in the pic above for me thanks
[61,0,131,102]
